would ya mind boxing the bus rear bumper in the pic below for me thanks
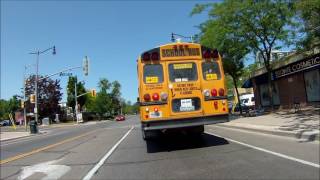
[141,114,229,131]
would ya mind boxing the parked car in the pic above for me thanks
[233,103,250,113]
[0,120,12,126]
[240,93,255,109]
[115,115,125,121]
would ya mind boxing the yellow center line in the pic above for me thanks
[0,129,98,165]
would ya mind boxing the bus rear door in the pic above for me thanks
[166,61,203,118]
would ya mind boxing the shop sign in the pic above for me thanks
[273,54,320,79]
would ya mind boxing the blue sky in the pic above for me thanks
[2,0,237,103]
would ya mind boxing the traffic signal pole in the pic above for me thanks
[75,80,78,122]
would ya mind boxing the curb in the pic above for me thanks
[215,124,319,142]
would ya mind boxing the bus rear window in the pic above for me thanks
[169,63,198,82]
[202,61,221,80]
[143,64,163,84]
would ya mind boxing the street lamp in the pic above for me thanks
[29,46,56,123]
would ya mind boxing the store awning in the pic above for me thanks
[242,79,253,88]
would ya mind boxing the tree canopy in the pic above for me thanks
[24,75,62,119]
[192,0,297,109]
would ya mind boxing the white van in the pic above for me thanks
[240,94,255,107]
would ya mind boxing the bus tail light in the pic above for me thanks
[160,92,168,101]
[144,93,151,101]
[151,52,159,61]
[214,101,218,109]
[154,107,159,112]
[203,89,210,97]
[219,88,225,96]
[152,93,159,101]
[211,89,217,96]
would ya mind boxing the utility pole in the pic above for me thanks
[35,52,39,123]
[29,46,56,124]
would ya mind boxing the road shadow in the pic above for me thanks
[146,132,229,153]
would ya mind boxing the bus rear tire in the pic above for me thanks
[142,130,158,140]
[188,125,204,136]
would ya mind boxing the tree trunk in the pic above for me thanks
[232,76,243,115]
[267,70,274,111]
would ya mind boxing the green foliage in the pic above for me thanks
[95,78,112,116]
[294,0,320,49]
[192,0,297,109]
[66,76,87,111]
[85,78,123,118]
[122,100,139,115]
[0,96,20,120]
[24,75,62,119]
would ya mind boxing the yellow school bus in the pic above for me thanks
[137,41,229,139]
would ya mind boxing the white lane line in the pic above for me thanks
[83,126,134,180]
[205,131,320,168]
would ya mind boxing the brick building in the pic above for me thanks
[243,52,320,109]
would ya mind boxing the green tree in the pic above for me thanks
[192,3,250,114]
[0,96,20,120]
[95,78,112,118]
[294,0,320,49]
[24,75,62,120]
[192,0,296,109]
[66,76,87,112]
[110,81,121,115]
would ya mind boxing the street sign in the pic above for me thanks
[59,72,73,76]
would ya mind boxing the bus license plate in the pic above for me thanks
[149,111,162,118]
[180,99,195,111]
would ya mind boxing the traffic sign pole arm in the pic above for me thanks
[76,91,90,98]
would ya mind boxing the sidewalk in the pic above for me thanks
[0,122,76,142]
[0,120,109,142]
[0,131,32,142]
[213,108,320,141]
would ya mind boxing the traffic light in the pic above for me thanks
[30,94,35,103]
[83,56,89,76]
[21,100,25,108]
[91,89,96,97]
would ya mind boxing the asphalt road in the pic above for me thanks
[0,115,319,180]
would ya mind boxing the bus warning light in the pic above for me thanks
[151,52,159,61]
[143,52,150,61]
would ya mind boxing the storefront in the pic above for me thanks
[245,53,320,109]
